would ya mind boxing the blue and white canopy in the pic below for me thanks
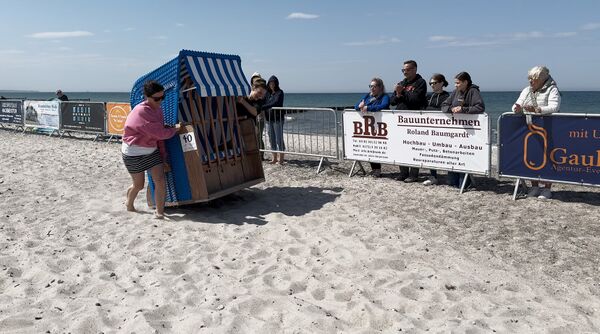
[180,50,250,97]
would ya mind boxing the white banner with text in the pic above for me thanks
[343,110,490,175]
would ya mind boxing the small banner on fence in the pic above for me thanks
[498,113,600,185]
[106,102,131,136]
[60,102,106,133]
[24,100,60,129]
[343,110,490,174]
[0,100,23,125]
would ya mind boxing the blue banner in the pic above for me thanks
[498,113,600,185]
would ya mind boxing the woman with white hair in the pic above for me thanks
[512,65,561,199]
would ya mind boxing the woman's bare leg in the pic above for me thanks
[127,172,145,211]
[149,164,167,218]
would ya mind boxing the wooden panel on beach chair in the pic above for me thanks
[241,150,264,181]
[180,125,209,200]
[214,97,245,189]
[203,164,222,194]
[239,118,258,152]
[219,160,246,189]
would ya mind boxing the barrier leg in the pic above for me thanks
[316,157,332,175]
[459,173,470,194]
[348,161,365,177]
[512,178,523,201]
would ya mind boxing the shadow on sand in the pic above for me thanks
[166,186,343,225]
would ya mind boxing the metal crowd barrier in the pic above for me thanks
[261,107,342,174]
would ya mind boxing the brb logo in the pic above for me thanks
[353,115,388,139]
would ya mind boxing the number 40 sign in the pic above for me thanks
[179,132,197,152]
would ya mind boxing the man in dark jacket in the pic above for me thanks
[56,90,69,101]
[391,60,427,182]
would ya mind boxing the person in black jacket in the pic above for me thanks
[263,75,285,164]
[422,73,450,186]
[441,71,485,189]
[56,89,68,101]
[391,60,427,182]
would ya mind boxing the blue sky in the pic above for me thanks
[1,0,599,92]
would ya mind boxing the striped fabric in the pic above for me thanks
[181,50,250,97]
[122,150,162,174]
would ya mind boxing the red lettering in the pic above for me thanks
[364,116,375,136]
[353,121,363,135]
[377,123,388,137]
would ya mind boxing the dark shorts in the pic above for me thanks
[122,150,162,174]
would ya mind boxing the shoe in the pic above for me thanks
[403,176,418,183]
[538,188,552,199]
[422,176,438,186]
[370,169,381,178]
[527,186,541,198]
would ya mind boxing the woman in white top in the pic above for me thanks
[512,66,561,199]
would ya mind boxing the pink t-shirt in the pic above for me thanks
[122,101,176,157]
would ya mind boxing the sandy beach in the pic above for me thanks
[1,129,599,333]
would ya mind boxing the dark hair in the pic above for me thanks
[143,80,165,97]
[455,72,472,87]
[404,60,418,68]
[370,77,385,95]
[430,73,448,87]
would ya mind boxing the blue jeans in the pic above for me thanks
[267,120,285,151]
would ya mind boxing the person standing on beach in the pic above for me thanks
[249,72,267,160]
[442,71,485,189]
[263,75,285,164]
[121,80,180,219]
[354,77,390,177]
[56,89,69,101]
[422,73,450,186]
[512,66,561,200]
[391,60,427,183]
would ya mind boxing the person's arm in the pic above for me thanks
[262,91,283,109]
[441,91,455,113]
[138,116,177,140]
[389,90,403,106]
[237,98,258,117]
[539,86,560,114]
[462,89,485,114]
[355,93,368,110]
[404,79,427,109]
[512,88,528,113]
[367,94,390,111]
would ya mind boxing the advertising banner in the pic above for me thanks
[23,100,60,129]
[60,102,106,133]
[343,110,490,175]
[106,102,131,136]
[0,100,24,125]
[498,113,600,185]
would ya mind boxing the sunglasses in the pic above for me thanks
[150,95,165,102]
[429,81,439,86]
[369,84,380,89]
[401,68,415,73]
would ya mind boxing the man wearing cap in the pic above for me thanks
[56,90,69,101]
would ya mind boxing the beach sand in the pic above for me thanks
[0,129,599,333]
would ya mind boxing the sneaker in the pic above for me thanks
[422,176,438,186]
[527,186,541,198]
[370,169,381,178]
[403,176,418,183]
[538,188,552,199]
